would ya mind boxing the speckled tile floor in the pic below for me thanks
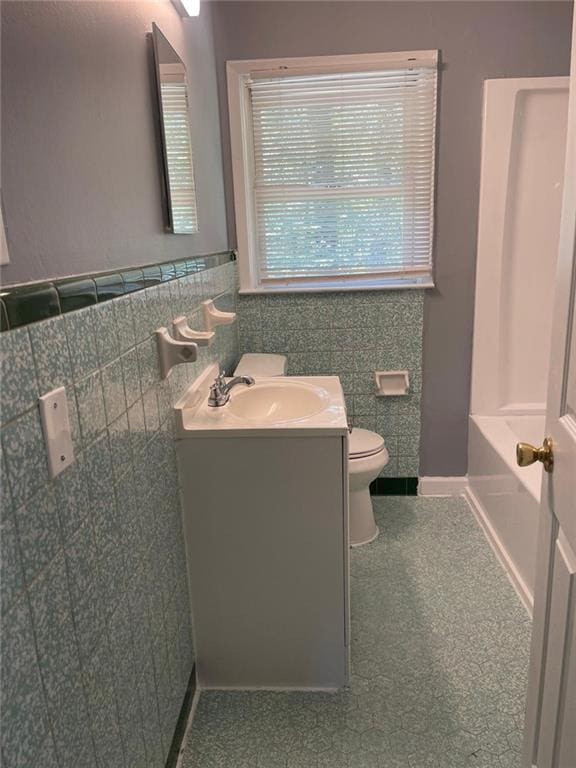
[181,497,531,768]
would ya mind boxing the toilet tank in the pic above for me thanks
[234,353,287,377]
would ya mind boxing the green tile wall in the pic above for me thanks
[236,291,424,477]
[0,261,239,768]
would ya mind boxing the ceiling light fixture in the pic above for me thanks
[175,0,200,17]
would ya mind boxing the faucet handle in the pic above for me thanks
[210,370,227,397]
[208,370,229,407]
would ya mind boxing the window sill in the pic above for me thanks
[239,276,435,295]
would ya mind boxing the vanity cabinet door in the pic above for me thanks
[178,434,349,689]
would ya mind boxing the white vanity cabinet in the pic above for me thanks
[175,366,349,690]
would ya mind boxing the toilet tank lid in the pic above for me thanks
[349,428,385,458]
[234,353,287,377]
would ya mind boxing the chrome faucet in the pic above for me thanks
[207,371,255,407]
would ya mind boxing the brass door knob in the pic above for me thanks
[516,438,554,473]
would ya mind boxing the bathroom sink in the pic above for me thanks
[227,380,330,423]
[174,363,347,436]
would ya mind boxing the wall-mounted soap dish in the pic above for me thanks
[202,300,236,332]
[172,316,215,346]
[374,370,410,396]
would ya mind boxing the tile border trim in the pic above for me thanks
[370,477,418,496]
[0,251,235,332]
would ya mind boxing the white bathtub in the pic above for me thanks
[467,414,543,615]
[467,77,569,617]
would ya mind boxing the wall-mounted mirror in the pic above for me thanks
[152,23,198,234]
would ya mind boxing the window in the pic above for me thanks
[227,51,438,293]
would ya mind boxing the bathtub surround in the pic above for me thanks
[464,77,569,617]
[236,290,424,478]
[0,258,238,768]
[0,0,227,285]
[210,0,573,476]
[467,417,540,616]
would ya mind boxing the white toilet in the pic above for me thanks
[233,353,389,547]
[347,428,389,546]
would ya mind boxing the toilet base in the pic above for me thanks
[349,487,380,547]
[351,525,380,548]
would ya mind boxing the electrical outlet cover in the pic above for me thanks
[38,386,75,478]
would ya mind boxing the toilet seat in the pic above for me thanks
[349,428,385,459]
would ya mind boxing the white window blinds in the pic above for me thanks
[244,58,437,288]
[160,73,198,234]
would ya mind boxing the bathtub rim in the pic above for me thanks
[464,484,534,617]
[470,413,543,503]
[466,412,543,617]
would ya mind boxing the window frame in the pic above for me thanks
[227,50,438,294]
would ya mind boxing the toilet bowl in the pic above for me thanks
[234,354,389,547]
[348,428,389,546]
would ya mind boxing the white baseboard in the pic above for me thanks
[418,476,469,496]
[464,486,533,617]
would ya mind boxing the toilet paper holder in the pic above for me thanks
[374,370,410,396]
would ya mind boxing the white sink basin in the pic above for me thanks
[174,364,348,436]
[228,380,330,423]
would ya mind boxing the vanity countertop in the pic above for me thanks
[174,363,348,438]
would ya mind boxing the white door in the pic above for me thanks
[521,9,576,768]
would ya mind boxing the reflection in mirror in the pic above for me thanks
[152,23,198,234]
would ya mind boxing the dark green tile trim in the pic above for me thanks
[160,263,176,282]
[174,261,188,279]
[166,665,196,768]
[121,269,146,294]
[191,258,207,272]
[56,278,98,313]
[142,265,162,286]
[370,477,419,496]
[0,251,235,332]
[2,283,61,328]
[406,477,419,495]
[94,273,125,302]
